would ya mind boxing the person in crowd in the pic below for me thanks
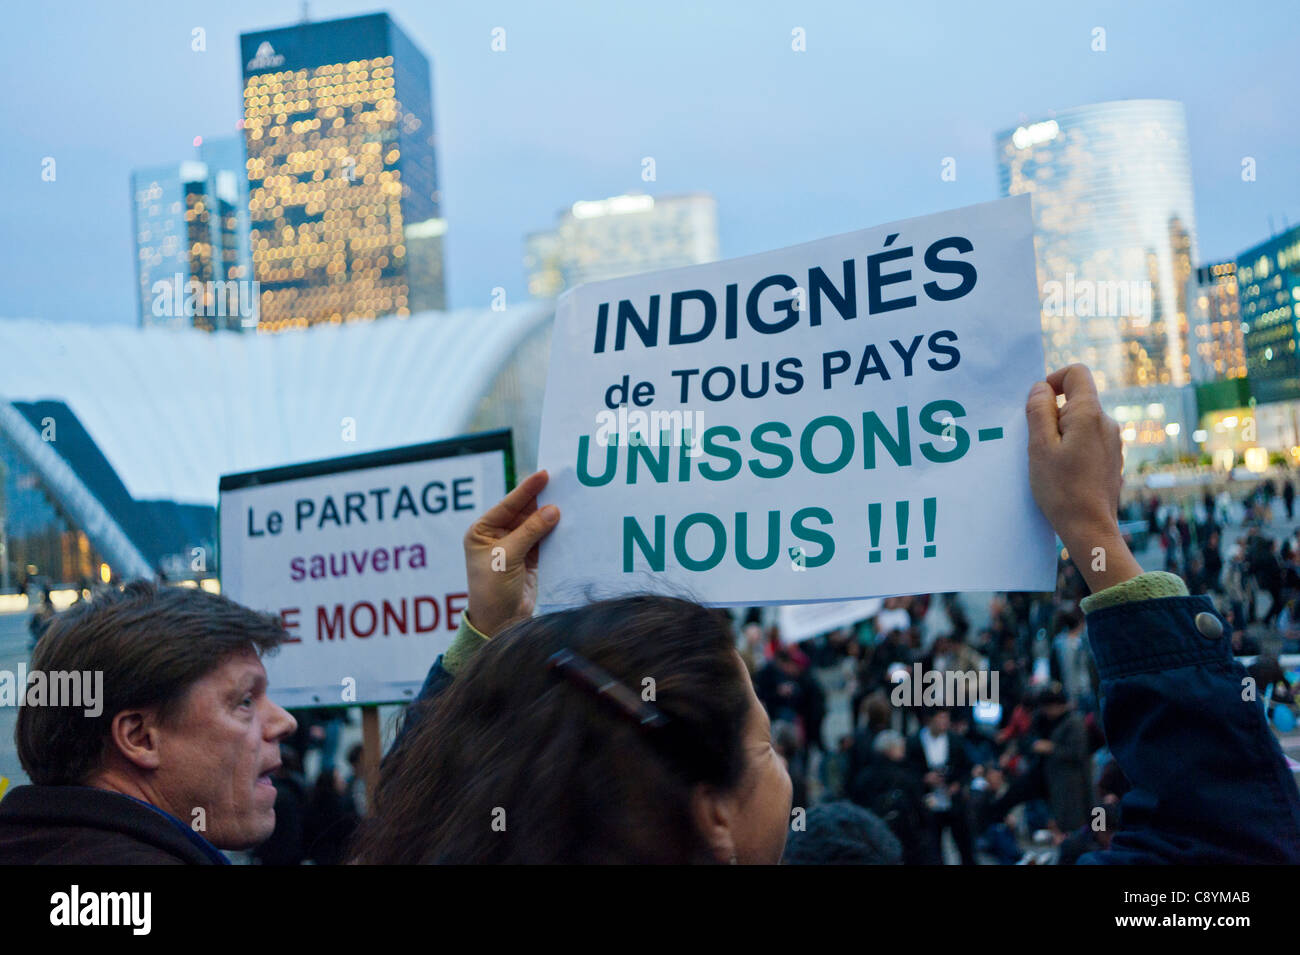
[344,743,367,817]
[906,708,977,865]
[0,582,297,863]
[1256,538,1287,627]
[1246,651,1296,724]
[304,765,361,866]
[351,364,1300,864]
[772,720,808,811]
[969,765,1022,865]
[1051,607,1095,712]
[738,616,766,675]
[1032,687,1093,835]
[1201,528,1224,594]
[847,691,893,785]
[819,734,854,801]
[252,746,307,866]
[26,589,55,650]
[754,647,808,730]
[1277,597,1300,651]
[1224,540,1256,631]
[780,800,902,865]
[982,685,1093,838]
[1056,759,1130,865]
[1159,515,1181,575]
[1184,555,1210,596]
[1283,477,1295,521]
[847,730,928,865]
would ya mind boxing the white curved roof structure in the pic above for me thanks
[0,305,553,577]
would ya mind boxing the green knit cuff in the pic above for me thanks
[1080,571,1188,614]
[442,614,490,676]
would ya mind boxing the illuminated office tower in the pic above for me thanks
[1237,225,1300,405]
[997,100,1199,460]
[130,136,253,331]
[524,193,718,297]
[997,101,1199,391]
[240,12,445,331]
[1186,262,1246,383]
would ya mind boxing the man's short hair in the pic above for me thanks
[17,581,289,786]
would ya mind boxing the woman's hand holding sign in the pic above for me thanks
[1025,364,1144,594]
[463,470,560,637]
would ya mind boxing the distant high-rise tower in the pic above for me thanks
[1237,225,1300,405]
[997,100,1200,460]
[1187,262,1246,383]
[240,12,446,332]
[524,193,718,297]
[130,135,254,331]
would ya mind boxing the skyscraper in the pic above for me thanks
[997,100,1199,459]
[240,12,445,332]
[130,135,255,331]
[524,193,718,298]
[1237,225,1300,405]
[1187,262,1246,383]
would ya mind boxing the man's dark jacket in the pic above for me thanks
[0,785,228,864]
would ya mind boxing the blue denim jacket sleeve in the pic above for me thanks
[386,655,452,758]
[387,617,485,757]
[1081,594,1300,864]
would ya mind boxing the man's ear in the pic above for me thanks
[690,783,738,864]
[108,710,164,772]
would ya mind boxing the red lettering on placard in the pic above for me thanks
[415,596,440,632]
[311,595,462,639]
[279,607,302,643]
[446,592,468,630]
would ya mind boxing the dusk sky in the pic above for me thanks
[2,0,1296,325]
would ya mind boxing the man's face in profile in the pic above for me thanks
[153,648,296,849]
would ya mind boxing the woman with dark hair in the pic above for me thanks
[357,588,792,863]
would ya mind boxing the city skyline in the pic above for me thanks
[2,0,1297,326]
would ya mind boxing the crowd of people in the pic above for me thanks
[1143,479,1300,646]
[734,474,1300,864]
[739,583,1110,864]
[3,365,1299,865]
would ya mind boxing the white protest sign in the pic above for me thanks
[536,196,1055,609]
[777,598,885,644]
[219,432,511,708]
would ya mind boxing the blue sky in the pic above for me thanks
[2,0,1296,325]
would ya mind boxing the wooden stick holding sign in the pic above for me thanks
[361,706,381,814]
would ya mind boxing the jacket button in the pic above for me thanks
[1195,612,1223,640]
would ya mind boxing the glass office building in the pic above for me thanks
[525,193,719,297]
[240,12,446,331]
[1187,261,1246,383]
[1237,225,1300,405]
[997,100,1199,460]
[130,136,253,331]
